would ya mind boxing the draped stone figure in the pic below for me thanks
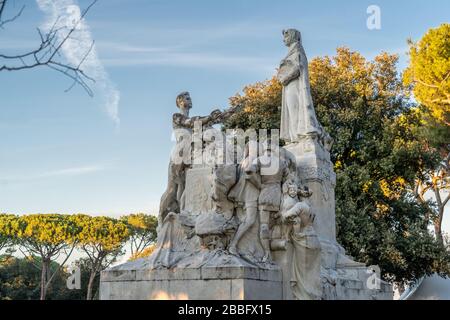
[277,29,322,143]
[279,178,322,300]
[290,214,322,300]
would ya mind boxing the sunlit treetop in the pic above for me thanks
[74,215,130,251]
[404,23,450,126]
[120,213,157,232]
[6,214,81,246]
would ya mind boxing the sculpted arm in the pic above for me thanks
[190,109,227,126]
[277,55,300,86]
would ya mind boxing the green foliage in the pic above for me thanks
[7,214,83,299]
[225,47,450,284]
[75,215,130,251]
[121,213,158,257]
[0,255,82,300]
[129,244,157,261]
[74,215,130,300]
[404,23,450,126]
[8,214,81,252]
[0,214,17,252]
[0,214,136,299]
[0,255,39,300]
[74,214,130,270]
[0,214,132,300]
[310,48,450,283]
[224,77,282,131]
[71,257,101,300]
[402,26,450,245]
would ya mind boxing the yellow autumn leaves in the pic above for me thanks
[362,178,407,198]
[309,47,403,101]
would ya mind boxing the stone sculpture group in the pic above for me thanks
[100,29,393,300]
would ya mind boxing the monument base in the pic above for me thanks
[100,262,393,300]
[100,263,283,300]
[335,266,393,300]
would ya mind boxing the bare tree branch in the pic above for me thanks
[443,193,450,208]
[0,0,24,29]
[415,148,450,243]
[0,0,98,95]
[45,243,77,291]
[0,0,8,23]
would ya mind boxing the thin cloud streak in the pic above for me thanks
[0,165,105,184]
[93,19,285,45]
[38,166,104,178]
[100,49,277,73]
[92,20,286,73]
[36,0,121,126]
[97,41,181,53]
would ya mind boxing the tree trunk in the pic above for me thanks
[434,211,444,244]
[40,259,49,300]
[86,271,97,300]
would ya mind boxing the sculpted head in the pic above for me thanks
[283,179,298,198]
[282,29,301,46]
[176,91,192,115]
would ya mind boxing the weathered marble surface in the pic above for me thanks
[101,266,282,300]
[100,30,393,300]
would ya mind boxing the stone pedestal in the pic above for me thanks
[335,266,393,300]
[283,135,340,272]
[273,135,393,300]
[98,28,398,300]
[284,134,336,243]
[271,241,295,299]
[100,264,282,300]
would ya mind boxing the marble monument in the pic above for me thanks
[100,29,393,300]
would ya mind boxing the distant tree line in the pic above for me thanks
[0,213,157,300]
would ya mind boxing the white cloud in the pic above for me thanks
[94,39,278,73]
[97,41,179,53]
[36,165,104,178]
[35,0,120,126]
[91,19,285,73]
[101,51,277,73]
[0,165,105,184]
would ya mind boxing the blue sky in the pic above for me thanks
[0,0,449,224]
